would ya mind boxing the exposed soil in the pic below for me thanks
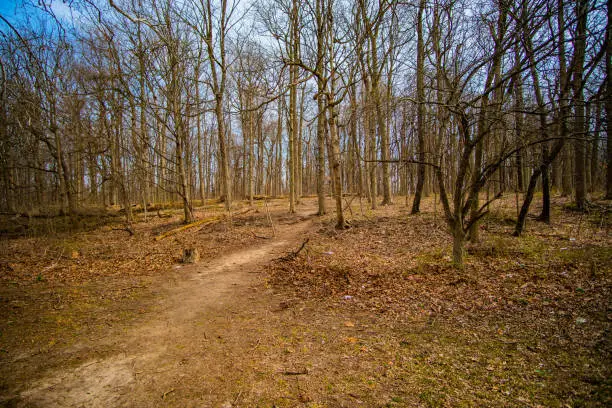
[0,196,610,407]
[0,200,318,407]
[17,220,313,407]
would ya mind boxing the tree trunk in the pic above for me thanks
[515,140,565,236]
[216,98,231,210]
[277,100,284,197]
[328,106,345,229]
[297,86,305,200]
[572,0,588,210]
[411,0,426,214]
[315,102,326,214]
[368,104,377,210]
[589,102,601,192]
[288,0,299,213]
[514,169,539,237]
[452,222,465,267]
[606,0,612,199]
[538,145,551,223]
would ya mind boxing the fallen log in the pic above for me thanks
[154,216,222,241]
[154,208,253,241]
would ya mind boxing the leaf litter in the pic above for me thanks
[267,196,611,406]
[0,196,609,407]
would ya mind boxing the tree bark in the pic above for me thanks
[572,0,588,210]
[606,0,612,199]
[411,0,426,214]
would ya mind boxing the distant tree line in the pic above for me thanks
[0,0,608,264]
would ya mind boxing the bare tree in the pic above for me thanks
[411,0,426,214]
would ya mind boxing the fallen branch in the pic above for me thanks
[161,389,175,399]
[42,252,63,272]
[112,224,134,236]
[281,368,309,376]
[278,238,309,261]
[118,285,146,291]
[156,209,172,219]
[155,216,221,241]
[154,208,253,241]
[250,338,261,351]
[232,390,243,405]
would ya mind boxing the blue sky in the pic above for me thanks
[0,0,79,26]
[0,0,21,19]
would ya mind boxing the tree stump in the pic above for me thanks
[182,248,200,264]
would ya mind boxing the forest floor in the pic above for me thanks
[0,195,610,407]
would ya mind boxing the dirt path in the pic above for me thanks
[4,199,610,407]
[16,217,315,408]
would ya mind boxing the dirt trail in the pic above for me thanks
[16,217,315,408]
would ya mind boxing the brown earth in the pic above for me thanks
[17,220,314,407]
[0,196,610,407]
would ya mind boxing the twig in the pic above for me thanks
[250,338,261,351]
[111,224,134,236]
[343,195,355,217]
[162,389,175,399]
[119,285,146,291]
[278,238,309,261]
[120,258,138,268]
[42,252,63,272]
[82,360,101,368]
[232,390,243,405]
[281,368,308,375]
[264,198,276,237]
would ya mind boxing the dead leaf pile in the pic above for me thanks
[268,198,611,404]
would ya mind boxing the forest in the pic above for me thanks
[0,0,609,261]
[0,0,610,406]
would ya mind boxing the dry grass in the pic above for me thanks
[0,194,610,407]
[266,195,611,407]
[0,200,286,385]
